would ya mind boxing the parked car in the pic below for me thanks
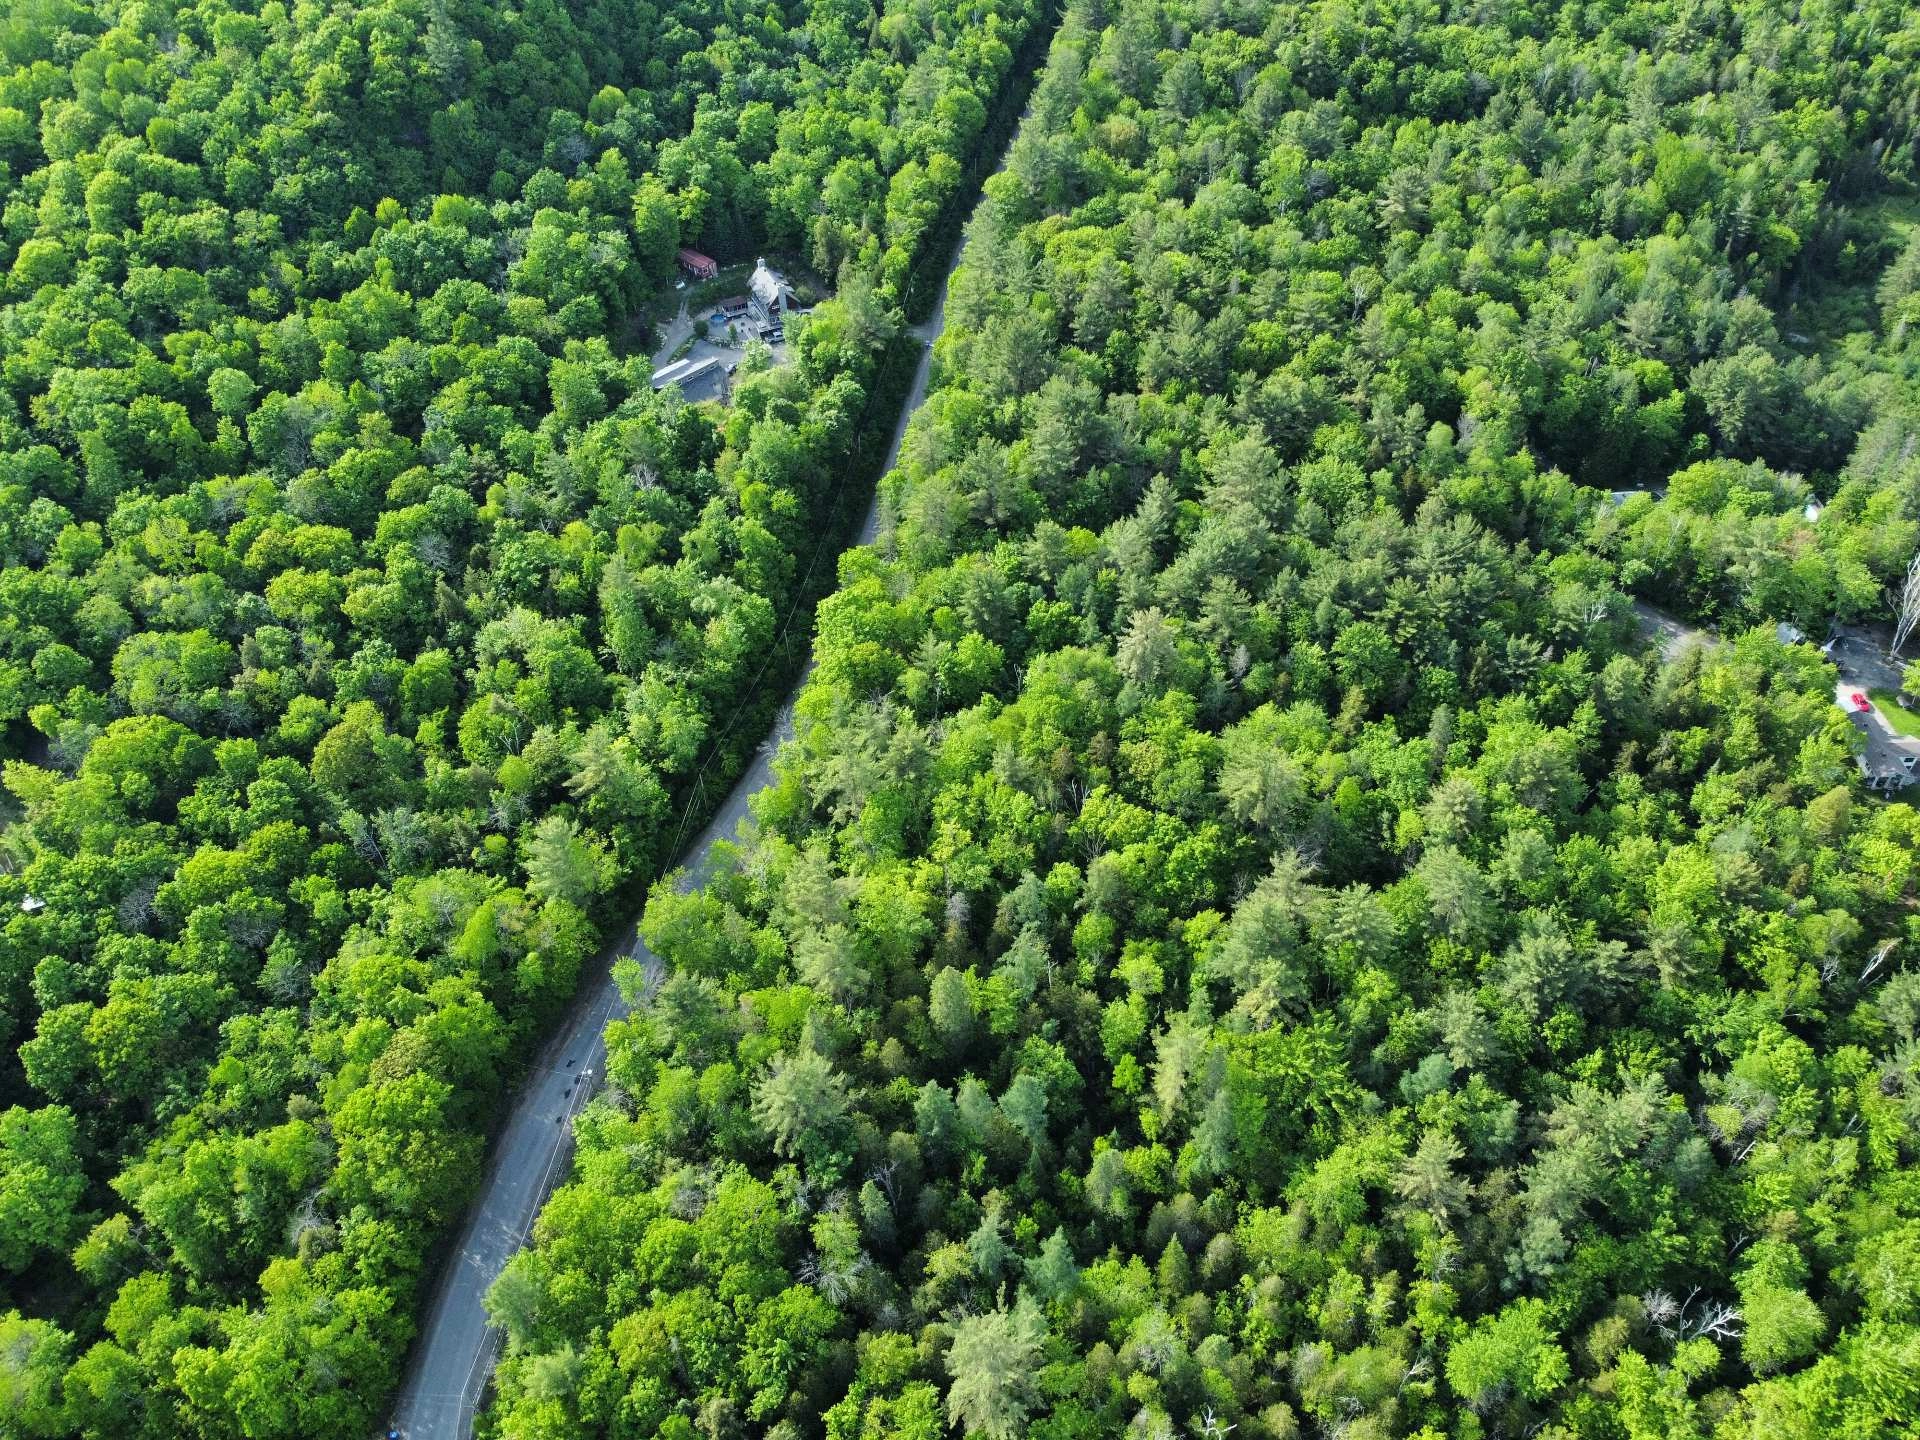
[1851,691,1873,713]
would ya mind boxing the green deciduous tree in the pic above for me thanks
[0,1106,86,1273]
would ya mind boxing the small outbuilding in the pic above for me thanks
[677,248,719,281]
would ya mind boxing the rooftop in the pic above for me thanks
[651,355,720,388]
[750,257,787,309]
[650,355,729,403]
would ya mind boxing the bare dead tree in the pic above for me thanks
[1642,1288,1682,1337]
[1862,939,1898,984]
[1686,1300,1744,1342]
[1895,549,1920,655]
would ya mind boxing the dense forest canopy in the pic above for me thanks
[0,0,1044,1433]
[8,0,1920,1438]
[476,2,1920,1440]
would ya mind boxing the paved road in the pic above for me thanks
[1632,599,1711,661]
[384,154,975,1440]
[1827,623,1907,696]
[650,300,692,369]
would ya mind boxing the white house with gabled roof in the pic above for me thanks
[748,258,791,329]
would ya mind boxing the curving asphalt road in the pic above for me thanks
[383,183,968,1440]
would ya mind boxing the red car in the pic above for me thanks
[1851,691,1873,713]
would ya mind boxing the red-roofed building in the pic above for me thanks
[677,248,718,281]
